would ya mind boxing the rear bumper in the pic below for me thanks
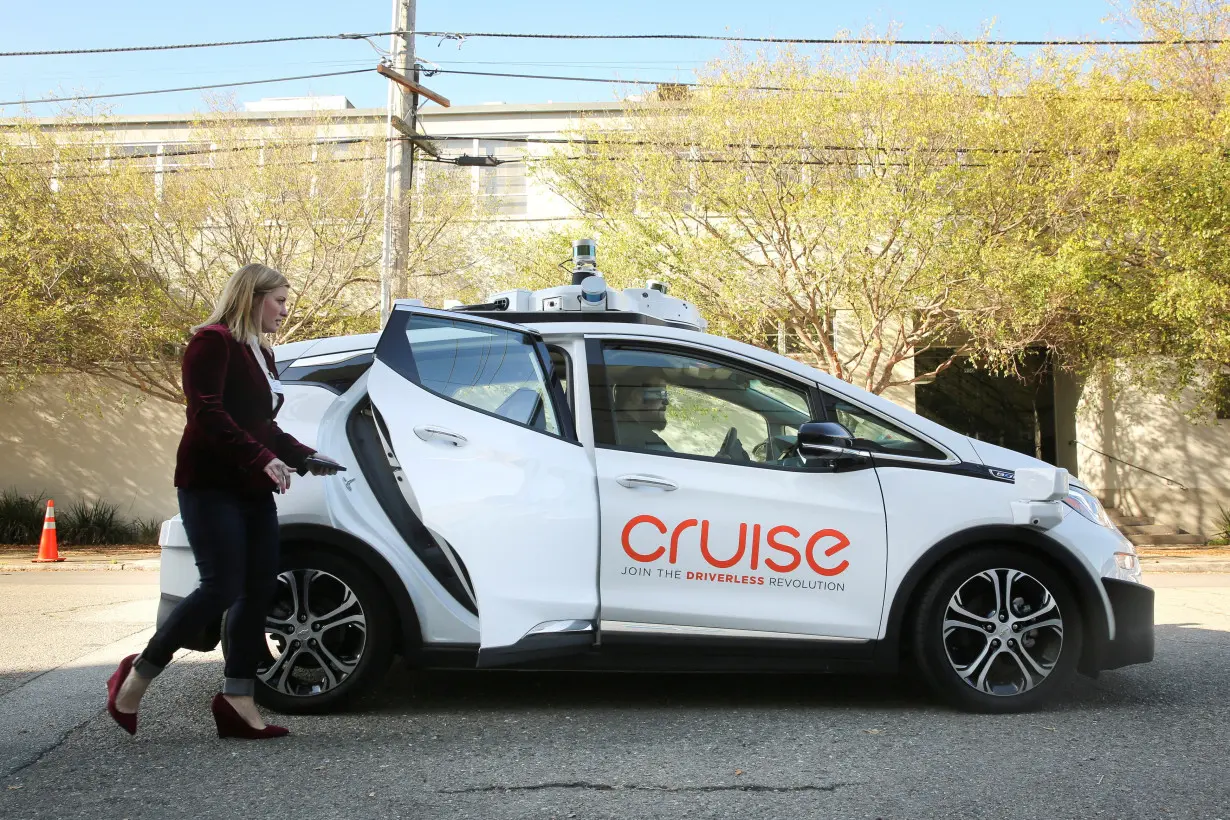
[1098,578,1155,670]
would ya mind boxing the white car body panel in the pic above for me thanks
[595,447,888,640]
[367,341,600,652]
[311,371,483,644]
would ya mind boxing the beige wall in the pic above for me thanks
[1075,366,1230,537]
[0,376,183,523]
[833,310,916,412]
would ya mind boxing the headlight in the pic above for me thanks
[1062,486,1114,528]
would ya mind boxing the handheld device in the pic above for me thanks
[301,455,347,473]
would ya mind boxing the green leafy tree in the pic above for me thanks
[1,109,491,403]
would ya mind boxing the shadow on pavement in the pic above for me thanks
[344,623,1222,717]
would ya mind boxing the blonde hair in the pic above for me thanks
[193,263,289,345]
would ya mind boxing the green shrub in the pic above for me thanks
[1216,504,1230,541]
[59,498,136,545]
[0,489,47,544]
[132,516,162,545]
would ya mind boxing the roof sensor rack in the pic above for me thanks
[448,238,707,331]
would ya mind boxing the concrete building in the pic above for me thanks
[1,97,1225,543]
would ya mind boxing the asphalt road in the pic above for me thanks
[0,571,1226,820]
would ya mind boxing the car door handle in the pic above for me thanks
[413,426,468,447]
[616,474,678,491]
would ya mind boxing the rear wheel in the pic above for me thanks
[222,546,394,714]
[911,547,1083,713]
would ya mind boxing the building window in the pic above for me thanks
[159,143,211,171]
[477,139,527,216]
[109,143,159,170]
[431,138,528,217]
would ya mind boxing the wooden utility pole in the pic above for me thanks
[379,0,416,326]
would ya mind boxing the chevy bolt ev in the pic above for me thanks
[158,240,1154,714]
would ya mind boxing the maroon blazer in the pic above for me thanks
[174,324,316,494]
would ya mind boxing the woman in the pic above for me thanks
[105,263,342,740]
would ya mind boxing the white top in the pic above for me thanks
[248,339,284,411]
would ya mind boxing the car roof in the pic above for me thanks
[273,332,379,363]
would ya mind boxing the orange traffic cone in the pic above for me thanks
[33,499,64,563]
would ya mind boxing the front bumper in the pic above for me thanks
[1098,578,1155,670]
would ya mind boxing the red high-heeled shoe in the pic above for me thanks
[106,654,139,736]
[210,694,289,740]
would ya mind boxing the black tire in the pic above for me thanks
[911,547,1083,713]
[222,546,395,714]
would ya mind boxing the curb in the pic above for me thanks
[1141,558,1230,573]
[0,558,161,572]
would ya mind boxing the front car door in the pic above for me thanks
[367,305,599,666]
[588,338,890,643]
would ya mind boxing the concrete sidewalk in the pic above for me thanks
[1139,548,1230,573]
[3,543,1230,573]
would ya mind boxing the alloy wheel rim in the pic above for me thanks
[942,568,1064,697]
[260,568,367,697]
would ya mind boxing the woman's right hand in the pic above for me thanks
[264,458,293,493]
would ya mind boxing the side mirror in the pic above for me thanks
[797,421,861,461]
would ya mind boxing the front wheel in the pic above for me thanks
[911,548,1083,713]
[223,546,395,714]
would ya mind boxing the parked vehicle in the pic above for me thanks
[158,240,1153,714]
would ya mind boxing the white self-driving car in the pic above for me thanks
[158,241,1153,714]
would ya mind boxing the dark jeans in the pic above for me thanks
[135,488,280,696]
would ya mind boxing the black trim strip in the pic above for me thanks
[592,442,868,473]
[420,636,883,673]
[871,459,1016,484]
[476,632,595,668]
[346,399,478,615]
[281,351,374,394]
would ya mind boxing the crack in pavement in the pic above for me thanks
[4,726,76,781]
[439,781,864,795]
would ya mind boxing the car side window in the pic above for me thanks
[820,392,947,460]
[392,313,561,436]
[594,344,813,468]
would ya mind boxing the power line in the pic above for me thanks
[0,129,1141,171]
[421,134,1105,155]
[418,67,1173,101]
[425,67,792,91]
[6,136,502,175]
[3,137,373,167]
[4,29,1223,62]
[50,153,385,180]
[48,151,482,181]
[0,31,407,58]
[415,30,1229,47]
[0,69,373,107]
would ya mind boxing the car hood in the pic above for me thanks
[965,438,1090,491]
